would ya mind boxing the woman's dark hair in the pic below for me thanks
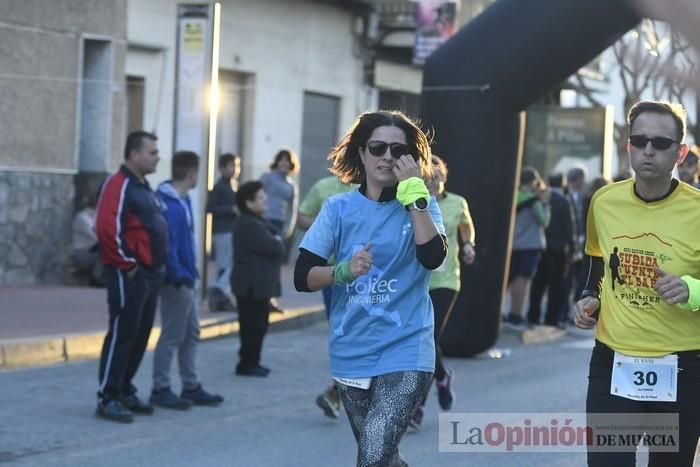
[520,166,543,188]
[327,110,433,184]
[270,149,300,174]
[236,180,264,214]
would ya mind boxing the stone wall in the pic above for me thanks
[0,172,75,285]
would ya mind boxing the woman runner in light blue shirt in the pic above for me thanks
[294,111,447,467]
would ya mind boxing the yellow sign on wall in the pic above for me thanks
[183,21,204,54]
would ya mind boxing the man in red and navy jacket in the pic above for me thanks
[94,130,168,423]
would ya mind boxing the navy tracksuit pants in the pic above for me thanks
[98,264,163,401]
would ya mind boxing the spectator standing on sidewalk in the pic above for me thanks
[206,153,240,312]
[504,167,550,330]
[294,110,447,466]
[150,151,223,410]
[71,192,103,286]
[581,176,611,238]
[527,172,575,327]
[231,181,284,377]
[297,175,357,419]
[94,131,167,423]
[562,165,588,322]
[677,145,699,188]
[410,154,476,430]
[574,100,700,466]
[260,149,299,312]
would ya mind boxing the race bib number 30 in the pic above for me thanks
[610,352,678,402]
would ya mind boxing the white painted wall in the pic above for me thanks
[126,0,373,185]
[125,0,179,187]
[125,0,374,274]
[215,0,372,179]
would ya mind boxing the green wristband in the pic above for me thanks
[332,261,354,285]
[396,177,430,206]
[679,275,700,311]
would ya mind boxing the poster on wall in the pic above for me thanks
[523,106,614,179]
[413,0,458,65]
[175,4,211,281]
[175,13,208,154]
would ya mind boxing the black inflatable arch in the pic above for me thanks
[420,0,640,356]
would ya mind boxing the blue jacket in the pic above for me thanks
[157,182,198,286]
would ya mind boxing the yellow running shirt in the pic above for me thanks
[585,179,700,356]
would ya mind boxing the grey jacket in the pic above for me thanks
[512,194,549,251]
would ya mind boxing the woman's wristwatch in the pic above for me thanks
[405,197,429,212]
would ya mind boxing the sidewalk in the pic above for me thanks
[0,264,324,369]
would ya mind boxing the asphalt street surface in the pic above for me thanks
[1,322,669,466]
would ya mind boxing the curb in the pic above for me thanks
[521,325,568,345]
[0,305,324,370]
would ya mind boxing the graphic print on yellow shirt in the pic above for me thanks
[585,179,700,356]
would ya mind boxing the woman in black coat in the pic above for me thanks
[231,181,284,376]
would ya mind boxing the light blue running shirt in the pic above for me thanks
[299,189,445,378]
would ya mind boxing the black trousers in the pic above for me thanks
[586,340,700,467]
[527,249,567,325]
[236,295,270,370]
[98,265,163,401]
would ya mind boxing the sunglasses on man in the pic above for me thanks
[629,135,681,150]
[366,141,411,159]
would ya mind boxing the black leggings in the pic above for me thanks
[586,340,700,467]
[337,371,432,467]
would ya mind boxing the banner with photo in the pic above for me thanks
[413,0,458,64]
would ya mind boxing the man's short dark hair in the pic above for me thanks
[236,180,264,214]
[124,131,158,160]
[567,166,586,183]
[219,153,239,169]
[547,173,565,188]
[627,100,687,142]
[172,151,200,181]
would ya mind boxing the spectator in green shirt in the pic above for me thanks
[297,176,357,230]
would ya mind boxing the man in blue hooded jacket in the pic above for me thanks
[150,151,223,409]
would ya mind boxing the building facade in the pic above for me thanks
[0,0,377,284]
[0,0,128,284]
[0,0,499,285]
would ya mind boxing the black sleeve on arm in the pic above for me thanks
[294,248,327,292]
[416,234,448,270]
[580,255,604,299]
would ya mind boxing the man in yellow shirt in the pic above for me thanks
[574,100,700,466]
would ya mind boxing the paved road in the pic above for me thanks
[0,323,672,466]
